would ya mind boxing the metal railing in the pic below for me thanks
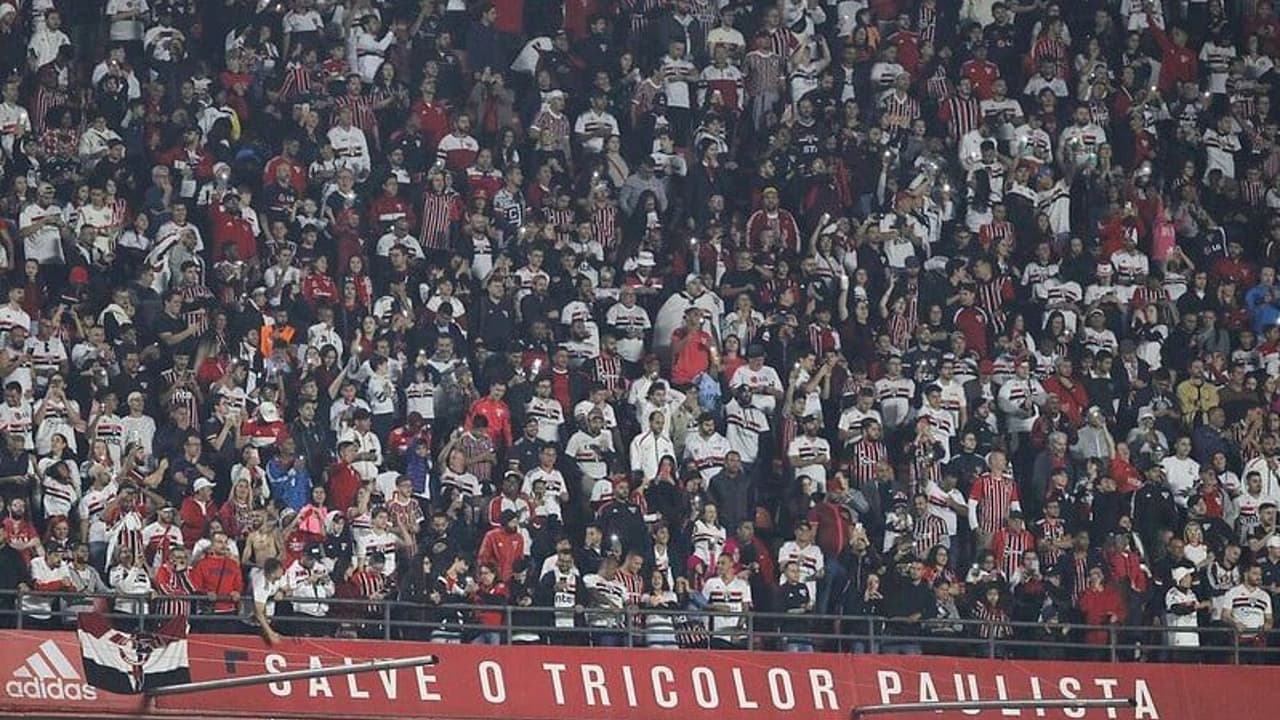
[4,589,1275,664]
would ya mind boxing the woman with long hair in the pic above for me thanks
[641,568,683,647]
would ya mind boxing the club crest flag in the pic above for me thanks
[76,612,190,694]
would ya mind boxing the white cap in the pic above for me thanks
[193,477,216,493]
[1171,567,1194,584]
[636,250,656,267]
[257,402,280,423]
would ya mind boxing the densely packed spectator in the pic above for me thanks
[0,0,1276,660]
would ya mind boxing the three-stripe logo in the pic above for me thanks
[4,639,98,700]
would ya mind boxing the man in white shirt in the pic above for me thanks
[21,545,72,620]
[565,411,614,491]
[837,389,882,447]
[683,412,730,483]
[629,410,675,482]
[106,0,148,42]
[18,183,66,266]
[0,285,32,344]
[337,409,382,481]
[252,557,288,644]
[573,93,619,154]
[1160,436,1201,509]
[284,545,335,623]
[875,357,915,429]
[526,378,566,444]
[606,287,651,364]
[729,346,784,413]
[155,202,204,255]
[924,473,967,540]
[327,106,371,178]
[659,41,696,115]
[776,520,825,600]
[917,385,957,463]
[375,219,425,260]
[28,8,70,69]
[1222,565,1274,641]
[788,415,832,493]
[724,384,769,466]
[0,77,29,160]
[347,13,395,83]
[702,553,752,647]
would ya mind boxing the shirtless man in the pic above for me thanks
[241,510,283,570]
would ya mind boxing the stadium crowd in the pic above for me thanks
[0,0,1275,660]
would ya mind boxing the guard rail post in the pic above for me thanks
[1232,629,1241,665]
[986,627,995,659]
[14,588,21,630]
[1108,626,1118,663]
[383,598,393,641]
[504,605,513,645]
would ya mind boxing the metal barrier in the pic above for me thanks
[3,588,1274,664]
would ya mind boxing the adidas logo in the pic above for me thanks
[5,640,98,701]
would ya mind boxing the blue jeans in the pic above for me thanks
[470,631,503,645]
[882,641,922,655]
[594,631,626,647]
[817,555,846,615]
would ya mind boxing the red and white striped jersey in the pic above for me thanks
[970,473,1021,534]
[913,513,949,558]
[419,189,462,250]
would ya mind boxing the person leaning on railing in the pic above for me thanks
[879,557,933,655]
[778,559,815,652]
[1222,564,1275,662]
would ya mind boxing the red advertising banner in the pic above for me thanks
[0,630,1276,719]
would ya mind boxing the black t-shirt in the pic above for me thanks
[720,267,763,300]
[154,312,193,356]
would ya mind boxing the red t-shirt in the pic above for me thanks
[327,461,362,512]
[671,327,713,385]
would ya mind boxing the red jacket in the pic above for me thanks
[1042,375,1089,426]
[1146,18,1198,92]
[209,204,256,263]
[301,271,338,307]
[724,535,777,585]
[178,496,217,548]
[411,100,451,149]
[368,195,417,229]
[262,156,307,195]
[327,461,362,512]
[191,553,243,614]
[1078,585,1126,645]
[1104,549,1149,594]
[473,581,509,626]
[467,398,513,448]
[808,501,856,558]
[477,527,526,582]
